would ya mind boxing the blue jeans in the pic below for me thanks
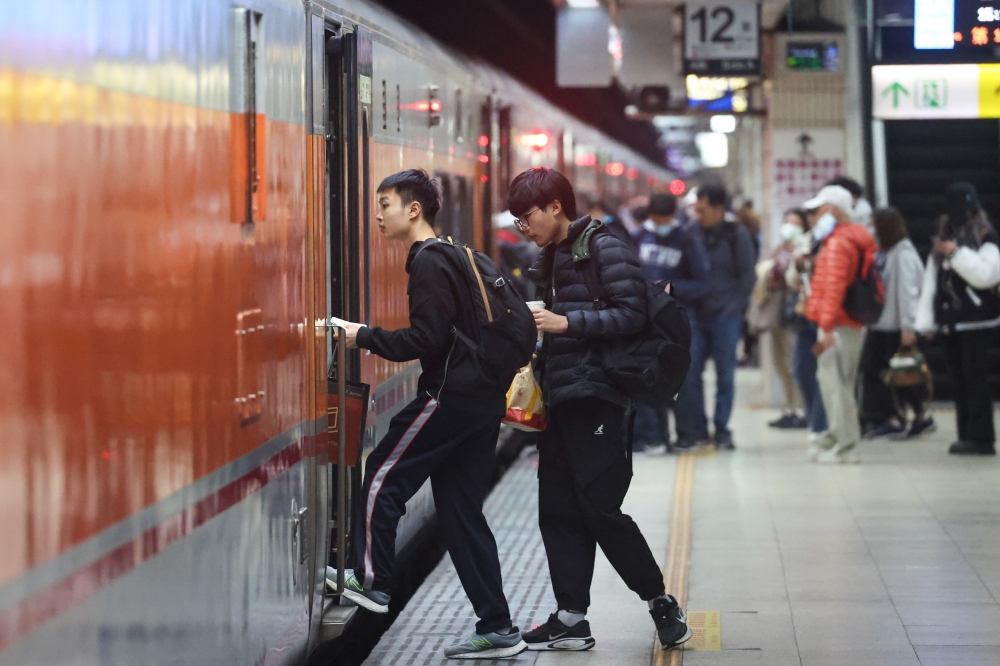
[686,313,744,440]
[792,323,828,433]
[633,404,666,447]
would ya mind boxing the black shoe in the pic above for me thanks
[865,420,906,439]
[523,613,595,651]
[650,596,692,650]
[714,432,735,450]
[673,436,699,451]
[948,440,996,455]
[902,416,936,438]
[768,413,807,429]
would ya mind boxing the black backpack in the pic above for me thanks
[843,246,885,325]
[577,222,693,407]
[420,238,537,387]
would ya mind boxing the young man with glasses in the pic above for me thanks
[511,167,691,652]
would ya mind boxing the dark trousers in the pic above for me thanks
[860,330,927,426]
[942,329,996,445]
[792,323,828,433]
[352,394,510,634]
[537,398,665,612]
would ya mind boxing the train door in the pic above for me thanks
[308,17,372,650]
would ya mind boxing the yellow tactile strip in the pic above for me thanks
[652,452,697,666]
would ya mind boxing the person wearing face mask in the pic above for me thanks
[803,185,878,463]
[785,210,830,443]
[756,210,809,429]
[915,183,1000,455]
[632,193,711,451]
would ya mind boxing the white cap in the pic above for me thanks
[803,185,854,214]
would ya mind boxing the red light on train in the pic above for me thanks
[519,133,549,149]
[478,135,489,147]
[669,179,686,195]
[626,168,639,181]
[606,162,625,177]
[478,155,489,163]
[430,100,442,113]
[575,153,597,167]
[481,174,489,182]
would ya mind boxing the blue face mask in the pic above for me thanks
[643,219,675,236]
[812,212,837,241]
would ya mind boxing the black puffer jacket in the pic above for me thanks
[528,217,647,408]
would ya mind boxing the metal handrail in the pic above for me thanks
[336,324,347,595]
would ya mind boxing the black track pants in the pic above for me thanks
[352,394,511,634]
[537,398,666,612]
[942,328,996,445]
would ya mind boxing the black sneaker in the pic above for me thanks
[650,596,692,650]
[948,440,996,455]
[523,613,596,651]
[903,416,936,438]
[714,432,736,450]
[673,437,699,451]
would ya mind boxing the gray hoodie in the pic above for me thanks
[871,238,924,332]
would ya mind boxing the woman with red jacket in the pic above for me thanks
[803,185,878,464]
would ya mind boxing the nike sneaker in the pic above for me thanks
[523,613,596,651]
[650,596,692,650]
[325,567,390,614]
[443,627,528,659]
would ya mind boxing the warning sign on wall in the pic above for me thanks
[771,129,845,242]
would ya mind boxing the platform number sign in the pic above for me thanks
[684,1,760,76]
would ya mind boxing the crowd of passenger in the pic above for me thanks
[499,176,1000,462]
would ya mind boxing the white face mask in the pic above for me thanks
[779,222,803,242]
[812,212,837,241]
[643,219,675,236]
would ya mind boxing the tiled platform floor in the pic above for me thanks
[364,370,1000,666]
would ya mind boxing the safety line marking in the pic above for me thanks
[652,452,696,666]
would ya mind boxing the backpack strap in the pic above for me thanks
[572,219,608,309]
[462,245,494,322]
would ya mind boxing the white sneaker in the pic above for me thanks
[815,447,860,464]
[807,444,823,461]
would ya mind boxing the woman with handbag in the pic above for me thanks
[861,207,934,438]
[915,183,1000,456]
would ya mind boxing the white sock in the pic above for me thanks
[557,610,585,626]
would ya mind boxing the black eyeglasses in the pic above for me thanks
[514,207,540,232]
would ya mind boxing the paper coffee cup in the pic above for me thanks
[526,301,545,340]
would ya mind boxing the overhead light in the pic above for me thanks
[710,115,737,133]
[565,0,600,7]
[606,162,625,177]
[695,132,728,168]
[519,132,550,149]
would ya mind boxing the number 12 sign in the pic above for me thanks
[684,1,760,76]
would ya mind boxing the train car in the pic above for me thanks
[0,1,673,664]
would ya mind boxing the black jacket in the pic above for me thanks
[528,217,647,409]
[356,239,505,415]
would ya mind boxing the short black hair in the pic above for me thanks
[648,193,677,217]
[826,176,863,199]
[377,169,442,222]
[696,182,727,208]
[507,168,578,220]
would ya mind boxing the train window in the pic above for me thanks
[455,176,474,245]
[454,88,464,142]
[381,80,387,131]
[434,171,454,238]
[230,7,267,224]
[498,106,512,208]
